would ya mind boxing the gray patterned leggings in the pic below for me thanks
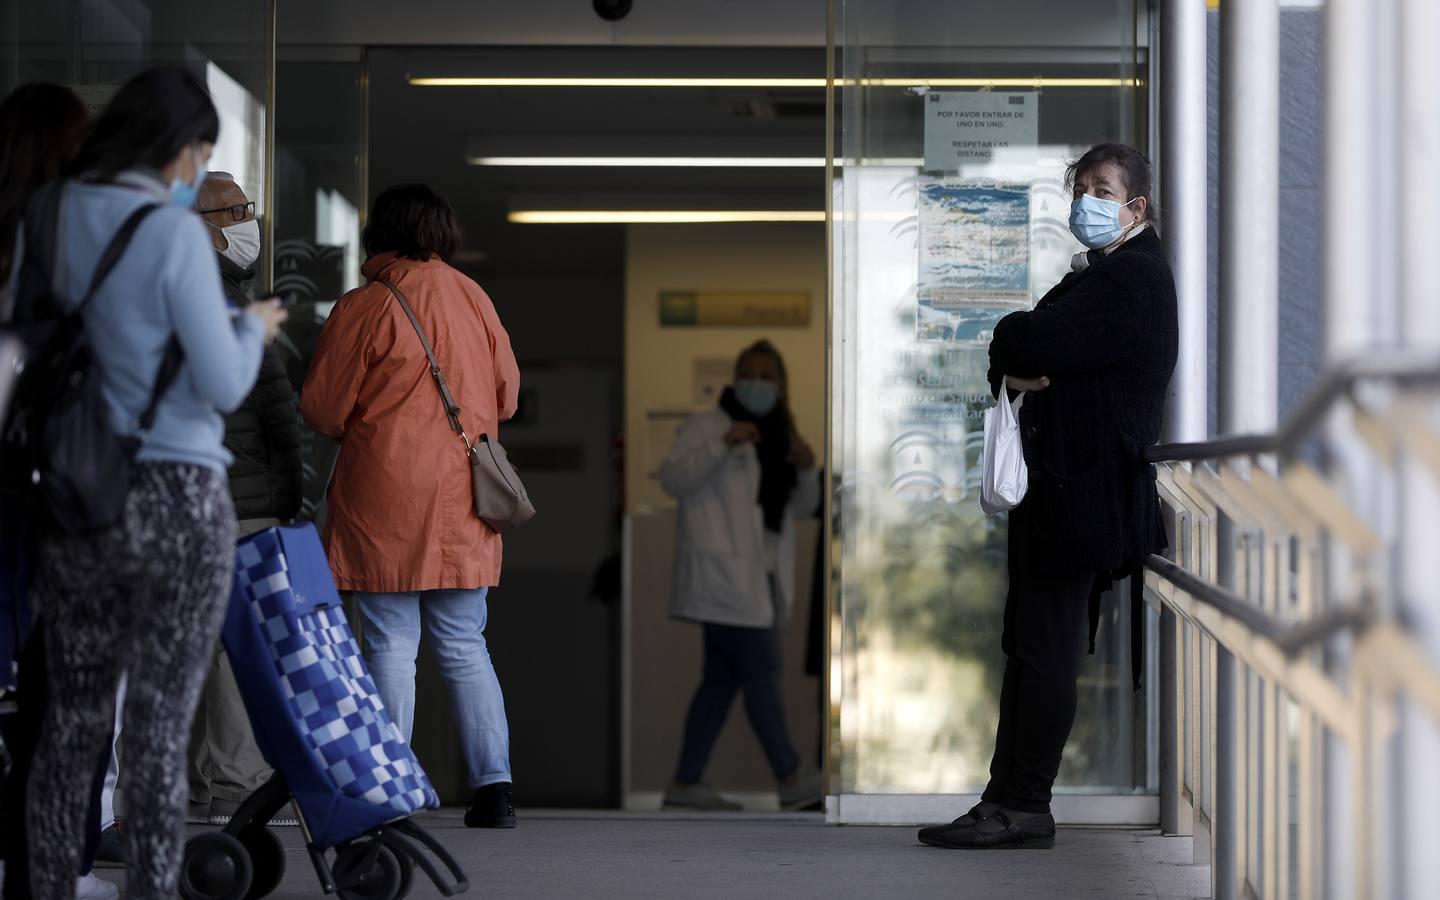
[26,463,236,900]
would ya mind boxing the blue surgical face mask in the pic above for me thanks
[168,145,206,209]
[1069,193,1140,249]
[734,378,779,417]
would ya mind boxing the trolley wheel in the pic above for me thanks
[180,832,254,900]
[238,827,286,900]
[333,840,402,900]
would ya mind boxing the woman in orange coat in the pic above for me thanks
[301,183,521,828]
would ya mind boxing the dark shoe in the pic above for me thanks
[465,782,517,829]
[777,765,824,812]
[95,824,126,865]
[917,802,996,845]
[918,810,1056,849]
[663,782,743,812]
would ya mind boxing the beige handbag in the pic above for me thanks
[382,279,536,532]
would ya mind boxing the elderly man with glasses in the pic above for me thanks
[182,173,303,827]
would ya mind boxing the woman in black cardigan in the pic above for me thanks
[920,143,1178,850]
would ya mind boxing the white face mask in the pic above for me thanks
[210,218,261,269]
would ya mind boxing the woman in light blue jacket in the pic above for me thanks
[14,68,286,900]
[660,340,822,812]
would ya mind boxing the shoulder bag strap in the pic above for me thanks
[380,278,470,442]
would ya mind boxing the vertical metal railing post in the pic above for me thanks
[1217,0,1280,895]
[1396,0,1440,896]
[1160,0,1209,449]
[1324,0,1378,895]
[1158,0,1208,839]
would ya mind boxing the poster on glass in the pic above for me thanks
[916,181,1032,345]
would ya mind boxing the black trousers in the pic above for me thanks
[674,619,802,784]
[981,520,1095,815]
[1,623,110,900]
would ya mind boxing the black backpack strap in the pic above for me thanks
[84,201,178,433]
[78,202,160,315]
[82,201,181,433]
[20,186,181,433]
[136,337,184,432]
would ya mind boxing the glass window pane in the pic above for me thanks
[833,0,1155,803]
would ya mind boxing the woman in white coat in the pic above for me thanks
[660,340,823,812]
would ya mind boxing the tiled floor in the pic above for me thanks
[93,810,1212,899]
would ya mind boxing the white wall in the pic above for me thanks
[625,223,827,514]
[624,222,826,802]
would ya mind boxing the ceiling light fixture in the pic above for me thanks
[473,155,828,168]
[508,210,826,224]
[471,156,925,168]
[507,210,916,224]
[412,77,826,88]
[412,76,1141,89]
[862,77,1139,88]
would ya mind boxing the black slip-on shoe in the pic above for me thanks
[465,782,517,829]
[919,810,1056,850]
[917,803,995,845]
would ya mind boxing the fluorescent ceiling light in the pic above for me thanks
[413,77,825,88]
[413,76,1140,89]
[508,210,916,224]
[508,210,826,224]
[861,77,1139,88]
[471,156,924,168]
[473,156,827,168]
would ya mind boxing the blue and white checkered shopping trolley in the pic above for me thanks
[180,524,468,900]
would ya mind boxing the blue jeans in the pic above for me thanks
[355,589,512,790]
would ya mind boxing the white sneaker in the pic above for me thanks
[75,872,120,900]
[778,764,824,811]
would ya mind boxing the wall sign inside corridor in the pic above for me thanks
[658,291,811,328]
[923,92,1038,173]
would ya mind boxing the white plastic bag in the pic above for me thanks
[980,377,1028,515]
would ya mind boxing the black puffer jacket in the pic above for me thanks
[219,256,303,521]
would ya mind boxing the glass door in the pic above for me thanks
[828,0,1157,825]
[1,0,275,283]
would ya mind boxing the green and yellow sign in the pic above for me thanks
[659,290,811,328]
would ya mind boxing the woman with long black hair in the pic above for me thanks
[17,67,286,900]
[0,81,124,900]
[0,83,88,303]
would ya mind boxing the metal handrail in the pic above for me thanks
[1145,350,1440,464]
[1138,353,1437,650]
[1143,554,1373,655]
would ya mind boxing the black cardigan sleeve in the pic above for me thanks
[984,267,1140,394]
[989,267,1145,382]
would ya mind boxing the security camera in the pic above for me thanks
[594,0,632,21]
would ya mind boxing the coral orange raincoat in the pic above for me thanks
[301,253,519,592]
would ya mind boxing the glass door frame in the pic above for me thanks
[823,0,1160,827]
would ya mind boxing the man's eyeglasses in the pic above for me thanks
[197,201,256,222]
